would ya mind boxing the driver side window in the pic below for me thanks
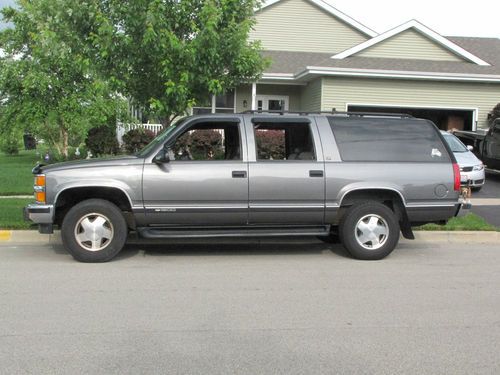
[171,121,241,161]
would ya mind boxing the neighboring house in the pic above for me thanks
[212,0,500,131]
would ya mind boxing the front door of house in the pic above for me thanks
[256,95,289,112]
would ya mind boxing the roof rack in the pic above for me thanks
[241,110,414,118]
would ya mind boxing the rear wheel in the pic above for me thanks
[61,199,127,262]
[339,201,400,260]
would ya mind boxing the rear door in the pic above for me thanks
[245,116,325,224]
[483,122,500,169]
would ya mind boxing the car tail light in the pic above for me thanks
[452,163,460,191]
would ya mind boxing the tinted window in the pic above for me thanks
[328,117,450,163]
[171,122,241,161]
[253,122,315,161]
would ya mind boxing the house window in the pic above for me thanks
[192,90,235,115]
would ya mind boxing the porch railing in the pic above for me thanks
[116,123,163,145]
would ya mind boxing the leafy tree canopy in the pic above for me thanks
[89,0,268,125]
[0,0,126,158]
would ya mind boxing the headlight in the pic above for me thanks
[34,174,46,203]
[473,164,484,171]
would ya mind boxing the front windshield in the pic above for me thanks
[136,117,188,157]
[443,133,468,153]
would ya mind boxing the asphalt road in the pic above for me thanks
[1,239,499,374]
[469,170,500,226]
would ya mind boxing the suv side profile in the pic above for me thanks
[25,112,463,262]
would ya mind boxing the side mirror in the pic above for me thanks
[467,145,474,151]
[153,148,170,164]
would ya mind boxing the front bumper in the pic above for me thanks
[24,204,54,224]
[460,169,486,187]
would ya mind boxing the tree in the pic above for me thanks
[89,0,268,126]
[0,0,126,158]
[490,103,500,125]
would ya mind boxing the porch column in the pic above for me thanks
[211,95,216,114]
[251,83,257,110]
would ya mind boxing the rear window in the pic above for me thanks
[328,117,450,163]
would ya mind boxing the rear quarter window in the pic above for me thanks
[328,117,450,163]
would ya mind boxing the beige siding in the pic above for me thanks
[357,29,465,62]
[249,0,368,53]
[300,78,322,111]
[322,77,500,128]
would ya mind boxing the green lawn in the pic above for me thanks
[0,150,41,195]
[416,213,499,231]
[0,198,35,229]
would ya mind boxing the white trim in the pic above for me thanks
[211,95,216,114]
[331,20,490,66]
[291,66,500,83]
[255,95,290,111]
[259,0,377,37]
[251,83,257,110]
[345,102,479,131]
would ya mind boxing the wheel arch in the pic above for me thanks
[337,187,414,240]
[54,186,135,228]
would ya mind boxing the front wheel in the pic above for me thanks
[339,201,400,260]
[61,199,128,262]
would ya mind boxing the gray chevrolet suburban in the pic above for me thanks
[25,112,463,262]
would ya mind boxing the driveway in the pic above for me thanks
[1,239,499,374]
[467,170,500,227]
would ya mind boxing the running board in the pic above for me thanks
[138,225,330,239]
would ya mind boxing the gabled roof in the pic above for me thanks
[331,20,491,66]
[260,0,377,37]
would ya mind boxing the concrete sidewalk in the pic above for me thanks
[0,229,498,245]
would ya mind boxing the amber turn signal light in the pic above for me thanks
[35,191,46,204]
[35,175,46,187]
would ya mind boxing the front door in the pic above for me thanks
[142,119,249,226]
[256,95,289,112]
[246,117,325,224]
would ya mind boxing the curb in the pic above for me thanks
[0,230,499,245]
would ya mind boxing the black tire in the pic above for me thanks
[61,199,128,263]
[339,201,400,260]
[471,186,482,192]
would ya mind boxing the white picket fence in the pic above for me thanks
[116,123,163,145]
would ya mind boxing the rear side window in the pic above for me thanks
[328,117,450,163]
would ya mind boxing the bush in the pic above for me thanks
[85,126,120,157]
[255,130,285,160]
[122,128,155,154]
[173,129,223,160]
[0,135,21,155]
[489,103,500,125]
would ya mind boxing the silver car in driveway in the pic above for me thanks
[441,131,485,191]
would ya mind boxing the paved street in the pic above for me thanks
[0,239,499,374]
[469,170,500,226]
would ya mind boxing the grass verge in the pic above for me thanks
[0,198,35,230]
[415,213,499,231]
[0,151,40,195]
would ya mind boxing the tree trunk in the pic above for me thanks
[59,125,69,159]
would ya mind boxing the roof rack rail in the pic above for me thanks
[241,110,414,118]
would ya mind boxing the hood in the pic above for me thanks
[453,151,482,168]
[37,155,143,174]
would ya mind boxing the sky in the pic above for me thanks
[1,0,500,38]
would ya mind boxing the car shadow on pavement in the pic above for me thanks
[117,238,352,260]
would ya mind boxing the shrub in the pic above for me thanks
[255,130,285,160]
[173,129,223,160]
[122,128,155,154]
[0,135,21,155]
[85,126,120,157]
[489,103,500,125]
